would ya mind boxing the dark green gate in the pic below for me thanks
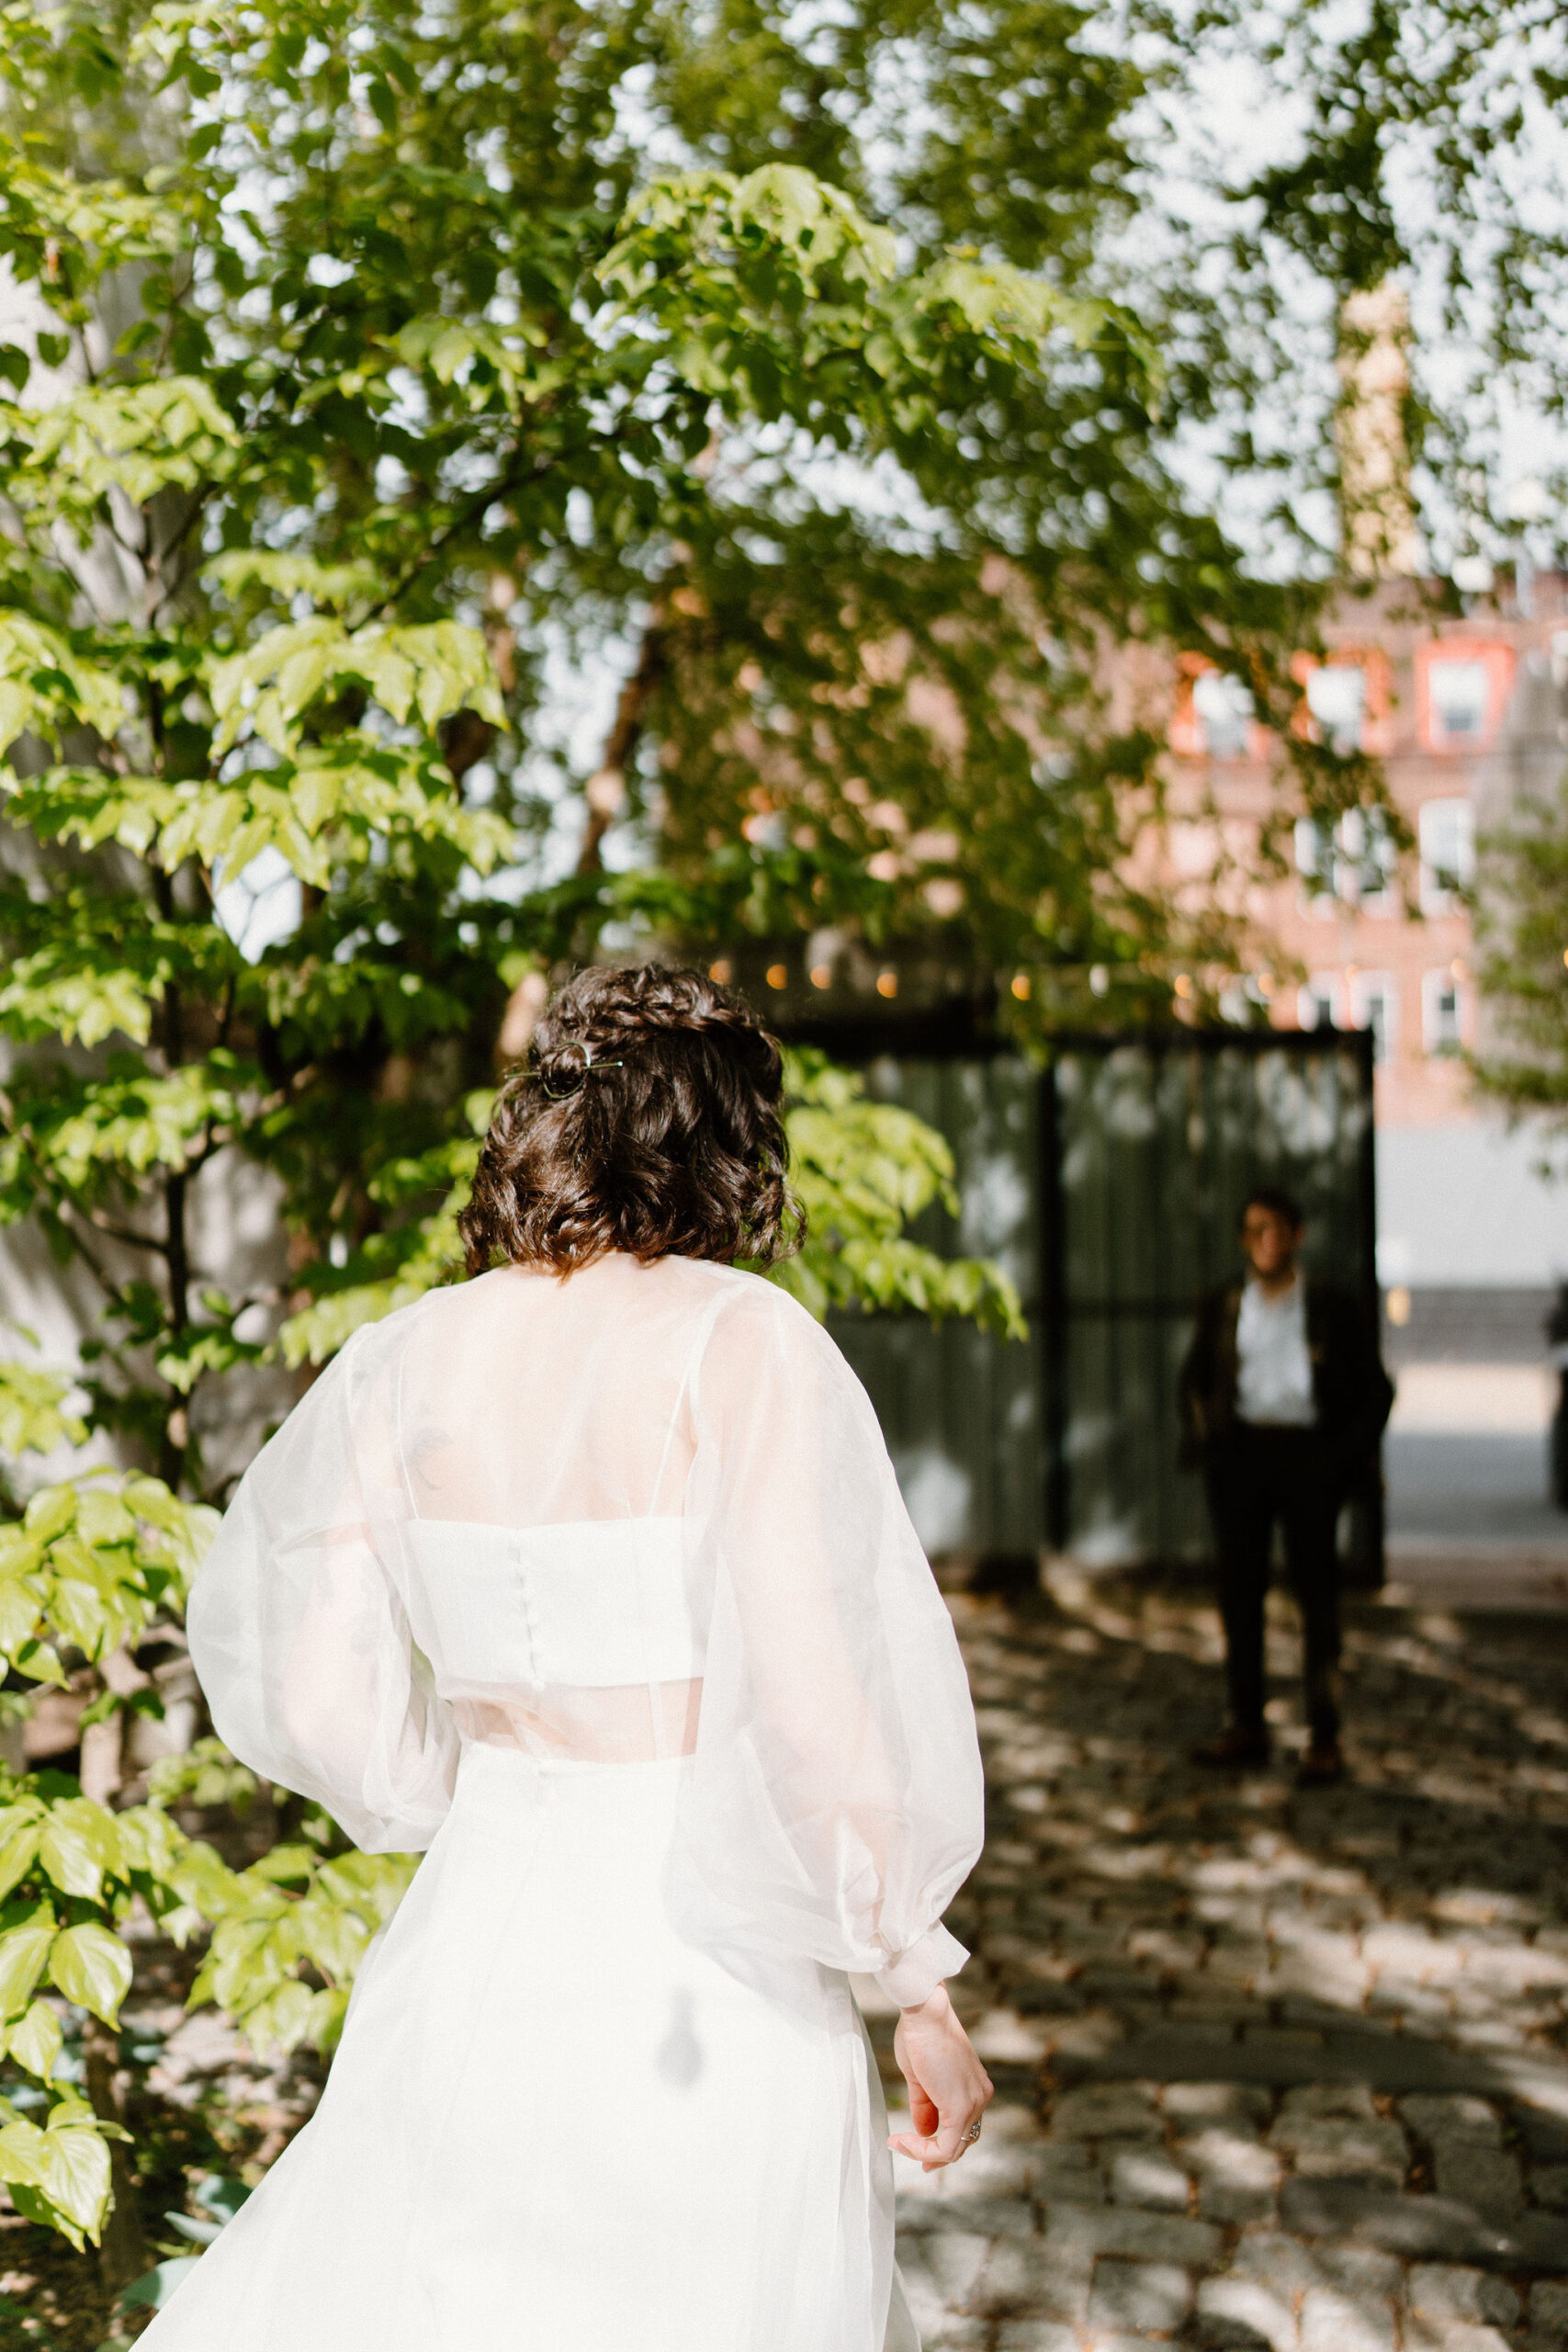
[826,1030,1380,1576]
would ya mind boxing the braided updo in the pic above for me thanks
[459,964,799,1276]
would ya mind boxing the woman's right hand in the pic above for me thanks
[887,1984,993,2171]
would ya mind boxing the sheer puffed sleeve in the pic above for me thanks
[671,1279,982,2007]
[186,1327,457,1853]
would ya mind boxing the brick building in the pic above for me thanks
[1168,572,1568,1368]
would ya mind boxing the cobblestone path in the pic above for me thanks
[868,1570,1568,2351]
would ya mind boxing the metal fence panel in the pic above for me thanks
[829,1056,1043,1558]
[823,1030,1378,1574]
[1051,1036,1376,1566]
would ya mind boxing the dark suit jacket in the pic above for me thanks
[1178,1278,1394,1483]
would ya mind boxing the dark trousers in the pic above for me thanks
[1205,1425,1343,1744]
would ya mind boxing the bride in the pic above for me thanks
[143,962,991,2352]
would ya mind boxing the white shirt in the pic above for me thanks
[1235,1276,1316,1427]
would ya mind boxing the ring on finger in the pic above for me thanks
[961,2122,982,2145]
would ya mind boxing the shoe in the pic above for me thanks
[1295,1742,1345,1789]
[1190,1726,1270,1769]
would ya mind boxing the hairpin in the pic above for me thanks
[535,1038,624,1101]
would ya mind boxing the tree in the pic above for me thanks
[86,0,1330,1024]
[0,0,1055,2270]
[1152,0,1568,578]
[7,0,1551,2283]
[0,0,1066,1483]
[1472,779,1568,1144]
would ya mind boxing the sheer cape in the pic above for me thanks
[187,1253,981,2005]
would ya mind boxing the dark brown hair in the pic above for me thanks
[460,964,798,1276]
[1240,1184,1304,1232]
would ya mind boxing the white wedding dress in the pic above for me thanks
[144,1252,983,2352]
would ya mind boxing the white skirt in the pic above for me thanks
[141,1744,919,2351]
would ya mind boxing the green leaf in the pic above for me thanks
[0,1578,39,1657]
[38,1798,120,1899]
[235,1976,316,2054]
[10,1639,66,1688]
[7,1996,62,2079]
[0,1353,86,1455]
[39,2112,112,2234]
[119,2256,200,2312]
[17,376,240,508]
[48,1920,133,2025]
[0,1908,56,2018]
[0,2115,47,2191]
[0,1810,42,1904]
[203,549,378,612]
[24,1487,76,1543]
[0,615,125,752]
[301,1983,350,2053]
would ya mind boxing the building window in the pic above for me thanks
[1423,968,1465,1055]
[1294,806,1397,910]
[1292,647,1393,756]
[1340,808,1397,909]
[1294,817,1331,899]
[1305,663,1366,754]
[1190,669,1255,760]
[1349,970,1398,1062]
[1298,974,1345,1031]
[1416,640,1516,752]
[1170,659,1258,761]
[1418,797,1474,913]
[1428,659,1490,741]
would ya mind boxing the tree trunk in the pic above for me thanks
[573,611,668,876]
[79,1648,150,1809]
[77,1713,123,1811]
[84,2013,149,2297]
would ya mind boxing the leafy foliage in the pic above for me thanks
[277,1053,1027,1366]
[179,1838,418,2062]
[0,0,1092,1496]
[0,0,1551,2278]
[0,1341,86,1469]
[1181,0,1568,563]
[0,0,1073,2265]
[0,1755,417,2245]
[0,1771,179,2247]
[1473,780,1568,1136]
[775,1054,1024,1333]
[0,1474,213,1689]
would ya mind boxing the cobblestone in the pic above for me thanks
[1408,2264,1523,2326]
[1179,2124,1283,2222]
[1088,2256,1193,2331]
[878,1571,1568,2349]
[1432,2143,1527,2215]
[1104,2146,1192,2211]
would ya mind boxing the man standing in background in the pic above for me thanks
[1179,1187,1394,1787]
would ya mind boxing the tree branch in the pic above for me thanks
[574,604,670,876]
[354,397,606,628]
[145,481,217,627]
[82,1209,173,1258]
[57,1209,126,1302]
